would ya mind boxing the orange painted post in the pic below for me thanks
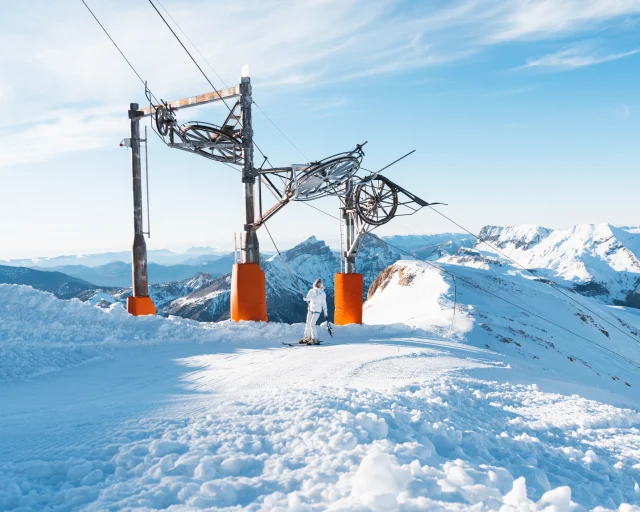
[334,273,363,325]
[231,263,268,322]
[126,296,156,316]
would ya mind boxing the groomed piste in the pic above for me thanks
[1,283,640,511]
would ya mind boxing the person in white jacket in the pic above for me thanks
[303,278,328,344]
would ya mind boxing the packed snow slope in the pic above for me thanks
[365,260,640,402]
[1,284,640,510]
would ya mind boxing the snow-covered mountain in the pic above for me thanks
[142,235,402,323]
[0,265,103,300]
[365,258,640,391]
[382,232,475,259]
[444,223,640,306]
[80,224,640,323]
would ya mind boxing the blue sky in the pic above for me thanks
[1,0,639,258]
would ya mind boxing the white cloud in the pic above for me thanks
[523,46,640,69]
[614,103,632,119]
[2,0,640,166]
[486,0,640,42]
[0,108,125,167]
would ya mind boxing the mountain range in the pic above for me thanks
[34,255,237,287]
[0,246,229,269]
[3,224,640,325]
[0,265,102,300]
[109,234,408,323]
[443,223,640,306]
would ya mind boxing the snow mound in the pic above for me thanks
[0,284,425,382]
[0,284,297,381]
[2,374,639,510]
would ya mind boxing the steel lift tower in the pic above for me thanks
[125,75,267,320]
[232,75,268,321]
[126,69,437,323]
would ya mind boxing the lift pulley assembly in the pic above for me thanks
[126,76,443,323]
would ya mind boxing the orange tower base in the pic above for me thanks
[127,295,156,316]
[231,263,268,322]
[334,273,363,325]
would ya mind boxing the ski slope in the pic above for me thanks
[1,285,640,510]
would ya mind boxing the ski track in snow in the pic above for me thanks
[1,285,640,510]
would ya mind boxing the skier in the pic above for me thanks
[302,278,328,344]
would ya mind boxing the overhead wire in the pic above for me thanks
[297,200,640,373]
[80,0,160,105]
[252,102,310,162]
[152,0,310,164]
[264,223,309,298]
[154,0,229,88]
[147,0,271,166]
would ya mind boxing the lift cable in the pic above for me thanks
[147,0,272,164]
[375,236,640,372]
[298,200,640,372]
[263,223,311,299]
[302,201,341,221]
[152,0,310,163]
[252,102,310,162]
[154,0,229,89]
[426,205,639,345]
[80,0,161,105]
[363,150,417,176]
[397,220,549,319]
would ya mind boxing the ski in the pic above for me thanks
[282,340,325,347]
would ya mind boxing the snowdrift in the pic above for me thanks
[0,284,297,381]
[0,284,420,382]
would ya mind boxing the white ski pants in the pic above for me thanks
[304,310,321,340]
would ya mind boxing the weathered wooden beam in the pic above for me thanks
[140,85,240,117]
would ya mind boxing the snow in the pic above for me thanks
[364,260,474,335]
[465,223,640,302]
[1,284,640,510]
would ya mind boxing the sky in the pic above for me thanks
[0,0,639,259]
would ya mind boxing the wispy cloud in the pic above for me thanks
[613,103,632,119]
[0,108,124,167]
[485,0,640,42]
[523,46,640,69]
[2,0,640,166]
